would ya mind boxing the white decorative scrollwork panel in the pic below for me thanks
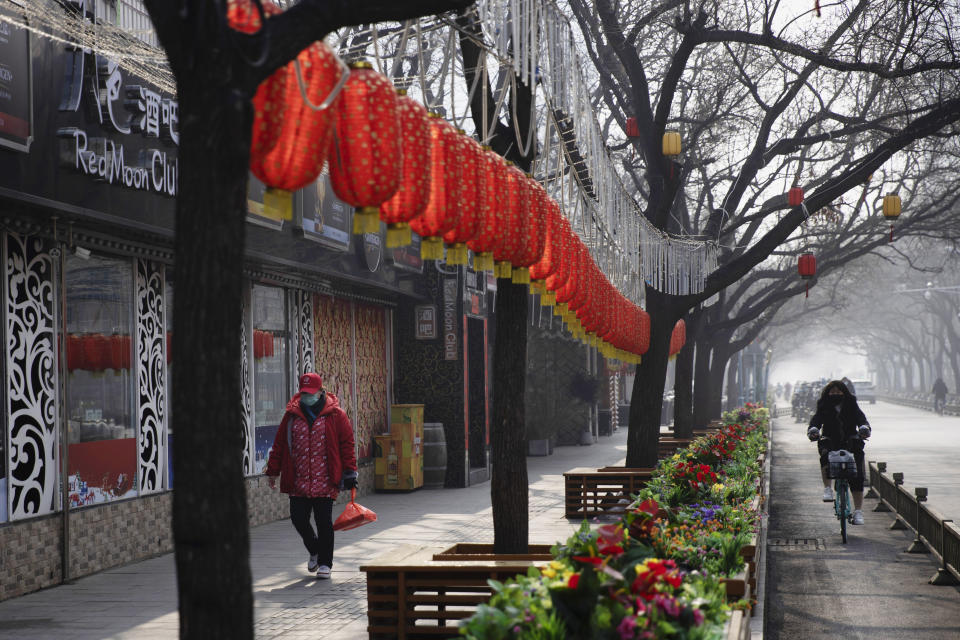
[136,259,165,494]
[4,232,58,519]
[299,290,314,374]
[240,287,253,475]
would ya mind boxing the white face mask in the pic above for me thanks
[301,391,322,406]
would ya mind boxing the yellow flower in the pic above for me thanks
[672,453,681,462]
[712,483,725,493]
[541,566,557,578]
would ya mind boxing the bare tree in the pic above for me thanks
[140,1,473,637]
[565,0,960,466]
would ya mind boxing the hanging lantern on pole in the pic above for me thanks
[410,115,462,260]
[626,117,640,139]
[442,132,482,265]
[511,175,547,284]
[882,193,901,243]
[663,130,682,179]
[492,163,529,279]
[380,90,432,248]
[250,41,346,195]
[788,187,804,207]
[466,147,506,272]
[798,252,816,298]
[328,61,402,235]
[528,197,561,292]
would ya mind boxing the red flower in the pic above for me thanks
[573,556,604,566]
[568,573,580,589]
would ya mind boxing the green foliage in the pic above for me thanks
[459,406,769,639]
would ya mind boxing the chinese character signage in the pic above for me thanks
[0,9,32,152]
[415,305,437,339]
[55,1,179,197]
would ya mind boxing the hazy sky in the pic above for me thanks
[770,340,868,385]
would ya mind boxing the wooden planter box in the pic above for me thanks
[564,467,655,519]
[431,543,554,562]
[360,545,547,640]
[657,438,692,457]
[719,568,751,601]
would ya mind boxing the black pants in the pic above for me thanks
[289,496,334,567]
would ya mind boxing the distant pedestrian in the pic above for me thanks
[265,372,358,578]
[932,377,948,414]
[841,376,856,397]
[784,382,792,401]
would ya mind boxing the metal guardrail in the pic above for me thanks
[877,393,960,415]
[868,461,959,585]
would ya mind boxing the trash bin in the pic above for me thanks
[423,423,447,488]
[598,409,612,436]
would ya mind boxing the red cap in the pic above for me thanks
[298,372,323,394]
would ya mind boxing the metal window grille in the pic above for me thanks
[115,0,159,48]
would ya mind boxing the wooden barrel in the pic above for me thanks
[423,423,447,488]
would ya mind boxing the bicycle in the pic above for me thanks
[827,449,858,544]
[933,396,946,415]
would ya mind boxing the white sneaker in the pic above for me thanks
[822,486,834,502]
[852,510,864,525]
[316,565,331,579]
[307,554,319,572]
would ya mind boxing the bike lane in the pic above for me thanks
[764,411,960,639]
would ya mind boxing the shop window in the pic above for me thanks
[64,254,136,508]
[252,285,289,473]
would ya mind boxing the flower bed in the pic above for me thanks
[459,404,768,639]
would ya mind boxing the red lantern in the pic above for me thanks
[380,90,432,248]
[229,1,286,168]
[670,320,686,357]
[410,115,462,260]
[442,132,482,265]
[492,163,530,278]
[109,334,131,371]
[328,61,402,235]
[83,334,110,372]
[625,117,640,139]
[510,176,547,283]
[788,187,804,207]
[529,197,561,285]
[798,252,816,298]
[67,334,83,372]
[467,147,506,272]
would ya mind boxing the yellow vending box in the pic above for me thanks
[374,434,423,491]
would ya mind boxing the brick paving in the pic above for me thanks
[0,429,630,639]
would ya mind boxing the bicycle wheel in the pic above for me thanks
[838,481,848,544]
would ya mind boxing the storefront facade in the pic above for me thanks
[0,8,425,601]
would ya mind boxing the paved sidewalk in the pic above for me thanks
[764,414,960,639]
[0,430,630,640]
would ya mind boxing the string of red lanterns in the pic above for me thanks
[235,35,685,362]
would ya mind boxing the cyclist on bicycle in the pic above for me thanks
[932,377,948,414]
[807,380,871,525]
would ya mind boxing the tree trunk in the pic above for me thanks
[626,291,678,467]
[725,355,739,412]
[692,334,712,427]
[172,78,254,638]
[491,282,529,553]
[673,308,701,438]
[707,342,730,419]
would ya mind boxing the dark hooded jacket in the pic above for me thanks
[808,383,869,449]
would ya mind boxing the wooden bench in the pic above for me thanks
[658,438,692,457]
[361,545,548,639]
[564,467,655,519]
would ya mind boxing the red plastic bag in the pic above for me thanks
[333,489,377,531]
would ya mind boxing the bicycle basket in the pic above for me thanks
[827,449,858,479]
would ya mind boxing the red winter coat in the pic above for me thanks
[265,393,357,497]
